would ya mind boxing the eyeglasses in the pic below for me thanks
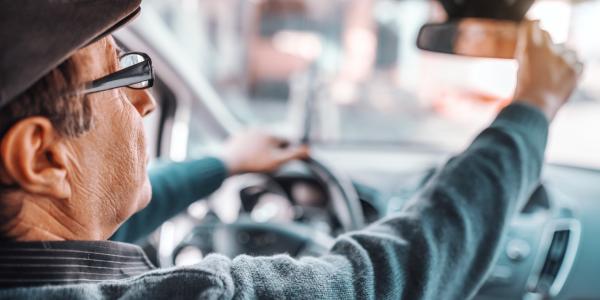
[82,51,154,95]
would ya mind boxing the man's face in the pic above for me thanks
[64,37,156,238]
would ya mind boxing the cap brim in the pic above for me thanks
[0,0,142,108]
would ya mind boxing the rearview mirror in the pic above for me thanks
[417,18,519,59]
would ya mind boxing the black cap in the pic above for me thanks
[438,0,535,21]
[0,0,142,109]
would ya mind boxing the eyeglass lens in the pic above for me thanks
[120,53,150,89]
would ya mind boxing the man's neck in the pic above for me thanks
[3,193,101,241]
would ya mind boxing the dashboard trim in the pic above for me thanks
[526,218,581,298]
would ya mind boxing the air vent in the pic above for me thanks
[533,230,570,294]
[528,219,581,299]
[528,220,581,297]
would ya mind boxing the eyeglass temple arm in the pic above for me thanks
[84,62,152,95]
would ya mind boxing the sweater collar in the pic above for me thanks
[0,240,155,288]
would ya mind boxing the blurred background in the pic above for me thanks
[142,0,600,169]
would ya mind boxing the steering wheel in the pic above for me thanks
[162,156,365,266]
[301,157,365,231]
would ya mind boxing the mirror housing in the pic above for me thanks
[417,18,519,59]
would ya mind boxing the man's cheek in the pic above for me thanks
[136,114,152,209]
[135,175,152,212]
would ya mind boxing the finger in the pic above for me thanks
[557,47,584,76]
[515,20,531,58]
[531,20,545,48]
[542,30,553,47]
[275,145,310,164]
[268,135,290,148]
[516,20,540,59]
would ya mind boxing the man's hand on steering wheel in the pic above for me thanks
[221,129,310,175]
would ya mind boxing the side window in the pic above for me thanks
[145,73,230,162]
[117,20,237,163]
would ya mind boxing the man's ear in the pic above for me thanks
[0,117,71,199]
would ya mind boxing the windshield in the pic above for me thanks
[143,0,600,169]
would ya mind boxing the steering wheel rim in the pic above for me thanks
[302,157,365,232]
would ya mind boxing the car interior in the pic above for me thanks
[113,0,600,299]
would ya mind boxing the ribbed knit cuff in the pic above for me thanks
[490,102,550,155]
[496,102,549,130]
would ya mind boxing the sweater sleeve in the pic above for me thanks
[207,102,548,299]
[111,157,229,243]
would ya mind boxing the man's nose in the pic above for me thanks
[126,89,156,117]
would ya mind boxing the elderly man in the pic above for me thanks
[0,1,582,299]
